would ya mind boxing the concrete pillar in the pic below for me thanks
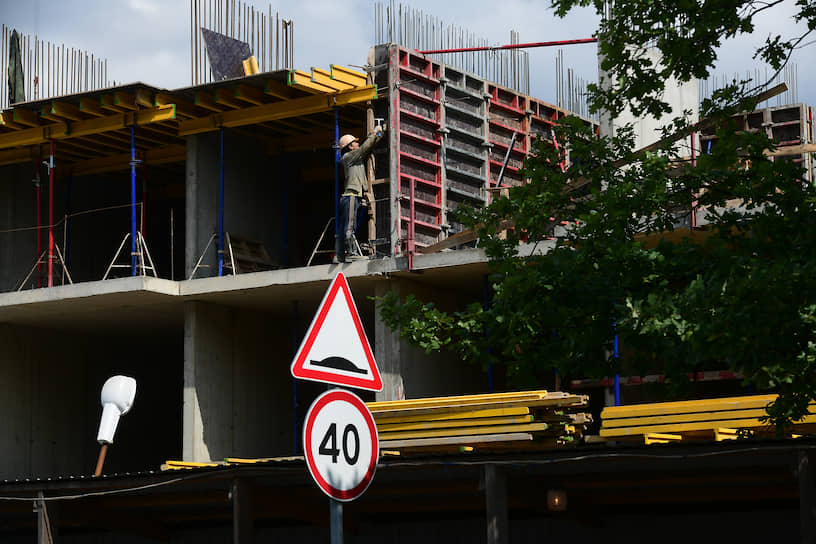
[183,300,234,461]
[485,464,509,544]
[375,279,404,401]
[185,134,220,278]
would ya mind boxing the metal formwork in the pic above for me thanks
[374,44,595,260]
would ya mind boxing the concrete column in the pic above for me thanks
[485,464,509,544]
[183,300,234,461]
[375,279,404,401]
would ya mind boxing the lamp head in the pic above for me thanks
[96,376,137,445]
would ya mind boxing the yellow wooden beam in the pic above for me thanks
[599,412,816,437]
[214,88,243,109]
[368,390,552,411]
[114,91,137,110]
[178,86,377,136]
[600,394,781,420]
[44,101,83,121]
[101,94,126,112]
[602,407,781,428]
[135,89,154,108]
[309,68,355,91]
[0,145,46,166]
[67,143,186,176]
[0,105,176,150]
[379,422,550,441]
[0,112,25,129]
[330,64,368,87]
[194,90,224,112]
[264,79,299,100]
[79,97,105,117]
[288,69,338,93]
[13,108,40,127]
[374,407,530,426]
[155,92,198,119]
[235,84,266,105]
[379,414,534,433]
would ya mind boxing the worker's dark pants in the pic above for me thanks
[339,195,367,255]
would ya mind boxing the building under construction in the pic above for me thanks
[1,4,816,542]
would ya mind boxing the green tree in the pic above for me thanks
[378,0,816,429]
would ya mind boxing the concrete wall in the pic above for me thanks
[0,162,38,292]
[0,323,181,479]
[374,277,488,401]
[185,131,287,278]
[598,48,699,147]
[183,301,295,462]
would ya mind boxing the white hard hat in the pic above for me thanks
[339,134,358,149]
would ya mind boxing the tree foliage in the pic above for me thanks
[378,0,816,429]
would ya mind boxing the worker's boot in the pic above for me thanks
[345,236,365,262]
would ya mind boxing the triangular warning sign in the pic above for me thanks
[291,272,382,391]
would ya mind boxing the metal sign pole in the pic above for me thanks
[330,498,343,544]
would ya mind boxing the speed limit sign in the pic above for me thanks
[303,389,379,501]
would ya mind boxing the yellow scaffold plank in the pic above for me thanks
[287,69,337,93]
[0,105,177,150]
[644,433,682,444]
[600,394,782,420]
[378,422,550,441]
[330,64,368,87]
[378,414,535,433]
[162,460,221,470]
[177,86,377,136]
[601,407,781,428]
[309,68,355,91]
[373,407,530,425]
[380,432,534,449]
[599,412,816,437]
[368,390,552,411]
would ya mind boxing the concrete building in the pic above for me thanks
[0,45,596,480]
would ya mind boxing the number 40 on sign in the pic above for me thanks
[303,389,379,502]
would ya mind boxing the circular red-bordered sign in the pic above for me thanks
[303,389,379,501]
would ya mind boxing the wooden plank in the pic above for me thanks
[602,407,782,428]
[600,394,780,420]
[417,220,516,254]
[599,413,816,437]
[368,390,552,410]
[369,395,587,419]
[374,407,530,425]
[380,432,533,449]
[379,422,550,441]
[378,414,534,433]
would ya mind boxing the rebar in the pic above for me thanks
[0,24,110,108]
[699,62,801,109]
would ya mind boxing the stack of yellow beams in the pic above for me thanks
[367,390,591,453]
[600,394,816,443]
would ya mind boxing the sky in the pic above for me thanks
[2,0,814,109]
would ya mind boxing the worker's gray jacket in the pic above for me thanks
[340,132,382,197]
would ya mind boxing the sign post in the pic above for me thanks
[291,273,383,543]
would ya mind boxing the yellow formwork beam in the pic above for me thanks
[177,85,376,136]
[601,407,783,428]
[155,93,198,119]
[330,64,368,87]
[163,460,221,470]
[0,112,25,129]
[378,414,535,433]
[370,396,588,419]
[644,433,682,445]
[374,407,530,425]
[599,412,816,437]
[215,88,243,108]
[235,84,266,105]
[135,89,154,108]
[13,108,40,127]
[287,69,339,93]
[45,101,83,121]
[309,68,355,91]
[194,90,223,112]
[114,91,137,110]
[368,390,552,411]
[0,145,47,166]
[67,144,186,176]
[0,105,176,150]
[379,422,550,441]
[600,394,781,420]
[79,97,105,117]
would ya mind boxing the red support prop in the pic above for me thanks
[417,38,597,55]
[35,161,42,288]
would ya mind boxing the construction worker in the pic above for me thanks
[338,125,385,261]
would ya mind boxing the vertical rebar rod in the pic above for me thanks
[334,107,341,261]
[47,141,54,287]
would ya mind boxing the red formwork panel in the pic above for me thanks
[487,84,529,188]
[393,48,444,256]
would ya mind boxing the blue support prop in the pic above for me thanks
[218,128,225,276]
[130,126,137,276]
[334,107,341,261]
